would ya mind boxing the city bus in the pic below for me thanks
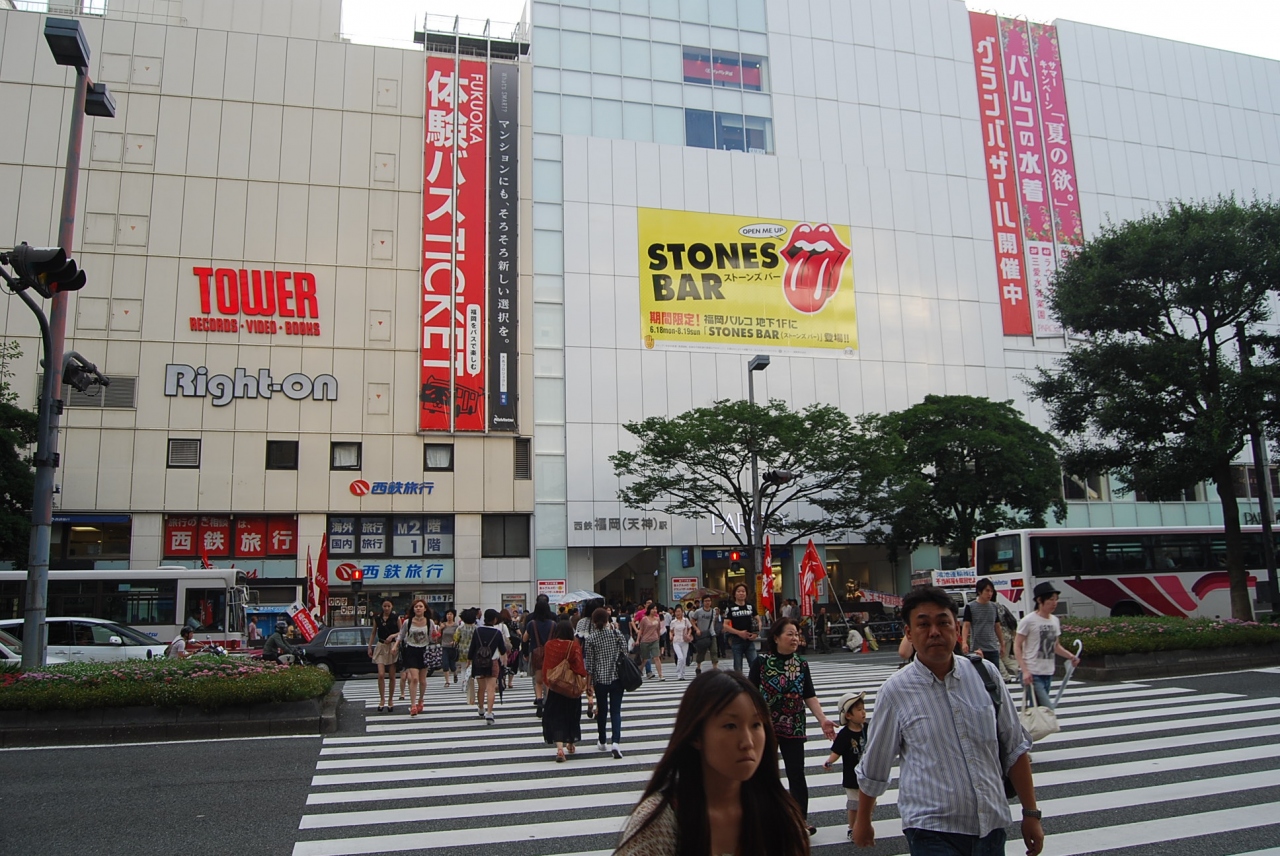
[973,527,1266,619]
[0,567,252,648]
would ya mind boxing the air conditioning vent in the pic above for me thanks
[514,437,531,480]
[167,438,201,469]
[37,374,137,408]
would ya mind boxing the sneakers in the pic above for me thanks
[596,741,607,753]
[611,743,623,759]
[846,829,854,842]
[485,713,496,725]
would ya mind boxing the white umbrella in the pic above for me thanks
[553,589,604,605]
[1052,639,1083,708]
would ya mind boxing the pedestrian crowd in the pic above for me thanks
[349,583,1071,856]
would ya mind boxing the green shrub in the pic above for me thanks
[0,656,333,712]
[1059,616,1280,657]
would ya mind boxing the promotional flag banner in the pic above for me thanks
[305,545,315,613]
[761,536,775,616]
[200,541,213,569]
[290,604,319,642]
[800,539,823,617]
[316,542,329,624]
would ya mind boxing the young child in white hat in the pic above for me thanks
[823,690,869,841]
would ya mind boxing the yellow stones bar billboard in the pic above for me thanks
[637,208,858,354]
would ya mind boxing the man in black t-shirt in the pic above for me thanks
[725,583,758,673]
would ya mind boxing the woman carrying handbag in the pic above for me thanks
[541,619,590,762]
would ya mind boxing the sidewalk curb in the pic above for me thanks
[1072,643,1280,681]
[0,685,344,748]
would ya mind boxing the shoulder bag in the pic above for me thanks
[529,621,546,674]
[616,632,644,692]
[1019,688,1060,742]
[966,654,1017,798]
[546,641,590,697]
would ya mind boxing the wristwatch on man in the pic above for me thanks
[1022,809,1043,820]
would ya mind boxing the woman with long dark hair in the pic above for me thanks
[614,669,809,856]
[523,598,556,717]
[541,619,588,762]
[749,617,837,835]
[585,606,627,758]
[392,599,434,717]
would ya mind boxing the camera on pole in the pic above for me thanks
[3,243,86,298]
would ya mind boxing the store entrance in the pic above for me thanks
[593,547,660,606]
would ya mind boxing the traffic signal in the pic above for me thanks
[730,551,744,573]
[5,243,86,298]
[350,568,363,595]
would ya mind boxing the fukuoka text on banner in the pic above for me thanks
[421,56,488,432]
[637,209,857,355]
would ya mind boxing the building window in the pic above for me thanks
[424,444,454,471]
[167,439,201,469]
[514,438,532,480]
[682,47,767,91]
[1135,485,1201,502]
[482,515,530,557]
[1063,473,1107,502]
[331,442,362,470]
[685,109,773,154]
[1231,465,1280,499]
[266,440,299,471]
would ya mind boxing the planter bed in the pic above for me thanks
[1071,642,1280,682]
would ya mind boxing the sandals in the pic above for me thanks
[555,749,566,763]
[566,743,576,757]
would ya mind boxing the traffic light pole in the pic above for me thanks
[20,66,87,669]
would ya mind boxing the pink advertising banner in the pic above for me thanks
[970,11,1033,336]
[1000,17,1061,337]
[1029,22,1085,258]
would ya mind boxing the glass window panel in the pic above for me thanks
[1152,534,1208,569]
[708,0,737,28]
[744,115,772,154]
[532,160,563,204]
[534,303,566,348]
[561,31,591,71]
[738,0,767,31]
[593,74,623,99]
[533,426,566,454]
[715,112,745,151]
[532,67,560,92]
[650,17,681,43]
[532,3,559,26]
[505,516,531,557]
[651,0,679,20]
[481,517,506,556]
[620,14,649,38]
[532,92,561,134]
[683,47,713,85]
[741,54,766,91]
[532,133,561,160]
[592,10,621,35]
[535,455,567,501]
[652,42,683,82]
[533,274,564,303]
[592,34,622,75]
[623,78,652,101]
[685,108,715,149]
[621,38,651,77]
[594,98,624,139]
[533,377,566,423]
[535,502,568,547]
[560,6,590,31]
[533,229,564,275]
[533,348,564,377]
[1092,537,1149,572]
[424,444,453,470]
[679,0,709,24]
[562,95,592,134]
[534,27,560,67]
[623,102,653,142]
[1232,465,1249,497]
[652,81,683,106]
[533,202,563,231]
[331,442,361,469]
[711,50,742,88]
[654,105,685,144]
[561,70,592,96]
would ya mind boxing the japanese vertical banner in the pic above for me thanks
[970,12,1032,336]
[1029,23,1085,265]
[422,56,489,432]
[1000,18,1061,337]
[488,62,519,431]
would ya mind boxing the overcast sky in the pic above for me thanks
[341,0,1280,61]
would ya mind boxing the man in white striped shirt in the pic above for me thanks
[854,586,1043,856]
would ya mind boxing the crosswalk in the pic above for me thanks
[291,658,1280,856]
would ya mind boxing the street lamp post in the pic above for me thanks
[18,18,115,669]
[747,355,770,605]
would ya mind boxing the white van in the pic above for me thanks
[0,617,167,662]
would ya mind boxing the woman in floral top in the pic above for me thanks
[749,617,837,834]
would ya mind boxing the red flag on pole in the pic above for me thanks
[316,541,329,624]
[305,546,315,613]
[761,536,775,616]
[800,539,822,617]
[200,540,213,570]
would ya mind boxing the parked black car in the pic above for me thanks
[297,625,375,679]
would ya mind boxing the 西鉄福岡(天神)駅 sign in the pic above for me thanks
[163,364,337,406]
[637,208,857,356]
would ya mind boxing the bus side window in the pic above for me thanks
[1031,537,1060,577]
[1061,539,1087,576]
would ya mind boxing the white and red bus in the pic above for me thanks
[973,526,1265,619]
[0,567,252,648]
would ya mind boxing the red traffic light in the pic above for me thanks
[351,569,363,581]
[730,551,741,562]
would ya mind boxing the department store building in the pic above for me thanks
[0,0,1277,614]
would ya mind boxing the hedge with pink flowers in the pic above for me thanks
[0,656,333,711]
[1059,616,1280,657]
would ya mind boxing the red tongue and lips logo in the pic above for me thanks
[781,224,850,314]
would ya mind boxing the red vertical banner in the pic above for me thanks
[164,515,199,558]
[422,56,489,432]
[1000,17,1062,338]
[1029,23,1085,263]
[970,12,1032,336]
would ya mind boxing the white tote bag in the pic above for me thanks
[1020,689,1060,741]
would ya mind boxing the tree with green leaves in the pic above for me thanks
[610,399,889,549]
[866,395,1066,567]
[1027,198,1280,621]
[0,340,36,564]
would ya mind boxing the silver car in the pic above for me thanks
[0,617,168,662]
